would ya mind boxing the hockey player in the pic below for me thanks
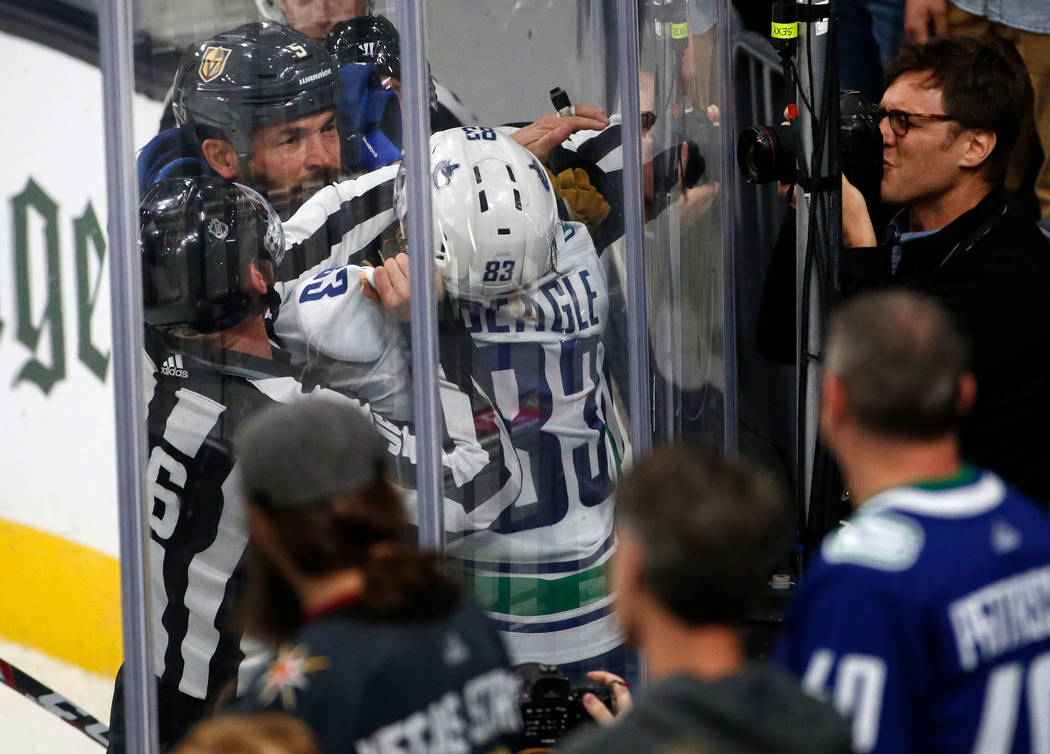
[396,127,629,677]
[324,13,481,158]
[777,290,1050,753]
[108,176,488,752]
[166,22,343,220]
[145,20,608,276]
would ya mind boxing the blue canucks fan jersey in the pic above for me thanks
[778,468,1050,753]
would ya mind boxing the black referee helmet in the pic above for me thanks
[141,176,285,333]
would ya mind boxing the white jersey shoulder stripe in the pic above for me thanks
[864,473,1006,519]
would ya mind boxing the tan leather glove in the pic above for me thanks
[551,167,611,233]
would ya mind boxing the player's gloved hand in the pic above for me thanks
[581,671,633,727]
[554,168,611,232]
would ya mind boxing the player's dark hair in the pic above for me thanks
[884,36,1033,184]
[615,445,789,626]
[241,478,460,642]
[826,290,970,439]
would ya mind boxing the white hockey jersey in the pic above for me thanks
[274,266,412,420]
[273,164,414,419]
[443,222,627,665]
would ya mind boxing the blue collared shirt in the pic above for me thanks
[887,211,939,273]
[951,0,1050,34]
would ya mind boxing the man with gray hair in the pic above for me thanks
[778,290,1050,754]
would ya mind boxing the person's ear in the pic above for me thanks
[246,261,269,296]
[956,371,977,417]
[959,129,996,172]
[201,138,240,179]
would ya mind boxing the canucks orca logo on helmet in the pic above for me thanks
[433,160,460,188]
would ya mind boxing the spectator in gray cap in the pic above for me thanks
[231,398,522,754]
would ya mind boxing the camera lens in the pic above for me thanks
[736,124,797,184]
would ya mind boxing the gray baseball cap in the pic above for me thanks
[236,398,390,508]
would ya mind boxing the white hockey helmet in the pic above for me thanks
[422,127,561,297]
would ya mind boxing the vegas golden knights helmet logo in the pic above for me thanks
[199,46,232,83]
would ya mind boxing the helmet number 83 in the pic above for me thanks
[483,260,516,283]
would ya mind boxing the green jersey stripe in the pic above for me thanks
[466,561,611,617]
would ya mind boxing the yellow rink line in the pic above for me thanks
[0,517,122,676]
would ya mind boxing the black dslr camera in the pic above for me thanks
[511,663,613,749]
[736,90,883,205]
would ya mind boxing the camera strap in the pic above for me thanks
[936,204,1007,270]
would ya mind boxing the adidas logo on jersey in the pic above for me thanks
[160,355,189,379]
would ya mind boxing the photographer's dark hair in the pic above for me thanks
[885,35,1033,184]
[614,445,789,626]
[826,290,970,439]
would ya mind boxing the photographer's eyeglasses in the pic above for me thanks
[878,108,955,137]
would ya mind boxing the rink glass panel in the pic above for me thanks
[132,0,419,744]
[0,4,124,749]
[638,0,730,450]
[426,1,729,672]
[126,4,736,737]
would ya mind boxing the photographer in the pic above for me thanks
[561,446,850,754]
[234,399,521,753]
[840,36,1050,503]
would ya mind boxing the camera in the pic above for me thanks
[511,663,613,749]
[736,90,883,203]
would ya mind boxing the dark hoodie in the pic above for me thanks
[840,186,1050,505]
[562,663,851,754]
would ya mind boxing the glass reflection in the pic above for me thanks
[637,0,726,445]
[130,16,419,750]
[122,0,734,748]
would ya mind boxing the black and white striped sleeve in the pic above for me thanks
[279,164,400,280]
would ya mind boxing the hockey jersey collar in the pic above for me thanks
[861,470,1005,519]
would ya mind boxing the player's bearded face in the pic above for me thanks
[248,110,342,217]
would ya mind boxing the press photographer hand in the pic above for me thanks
[581,671,634,726]
[841,173,878,248]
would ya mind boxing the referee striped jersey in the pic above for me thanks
[144,325,494,701]
[145,330,329,700]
